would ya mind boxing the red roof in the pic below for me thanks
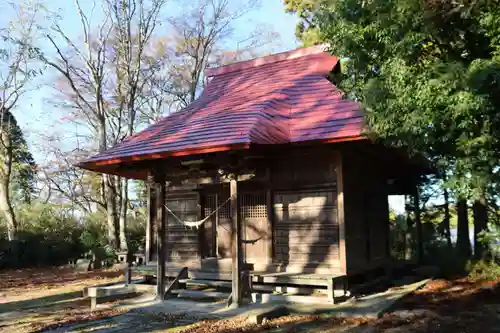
[80,45,365,175]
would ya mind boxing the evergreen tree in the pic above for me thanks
[0,108,36,239]
[297,0,500,258]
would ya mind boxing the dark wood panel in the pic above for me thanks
[274,222,339,230]
[275,252,340,264]
[165,194,199,262]
[241,191,270,264]
[273,189,339,268]
[271,152,338,187]
[342,149,391,274]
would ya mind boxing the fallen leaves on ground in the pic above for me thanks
[30,308,128,332]
[0,267,124,290]
[2,268,499,333]
[0,266,133,333]
[0,267,134,302]
[368,278,500,333]
[171,315,369,333]
[161,278,500,333]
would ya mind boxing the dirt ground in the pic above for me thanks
[169,278,500,333]
[0,267,125,303]
[0,267,128,332]
[0,267,498,333]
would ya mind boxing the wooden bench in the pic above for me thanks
[251,272,349,304]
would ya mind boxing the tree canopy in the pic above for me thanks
[294,0,500,258]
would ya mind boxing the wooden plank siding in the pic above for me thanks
[147,146,392,277]
[165,191,200,263]
[341,150,391,275]
[273,189,340,271]
[240,191,271,265]
[269,150,342,274]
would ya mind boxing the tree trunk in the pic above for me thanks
[98,118,118,248]
[0,113,17,240]
[0,179,16,240]
[119,177,128,251]
[414,189,423,263]
[443,188,452,250]
[456,198,471,259]
[104,174,118,247]
[473,195,488,259]
[404,195,413,260]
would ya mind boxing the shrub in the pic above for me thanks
[0,203,85,268]
[468,259,500,281]
[80,212,117,268]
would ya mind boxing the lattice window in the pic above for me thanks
[204,192,267,220]
[240,193,267,219]
[204,194,216,217]
[218,194,230,220]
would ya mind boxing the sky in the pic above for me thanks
[4,0,406,213]
[12,0,301,161]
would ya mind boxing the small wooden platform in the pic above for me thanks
[132,260,348,305]
[133,264,344,286]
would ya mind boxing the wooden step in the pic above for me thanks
[180,279,232,288]
[251,293,333,305]
[172,289,230,300]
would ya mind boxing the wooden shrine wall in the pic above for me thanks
[341,150,391,275]
[164,191,200,263]
[270,150,341,273]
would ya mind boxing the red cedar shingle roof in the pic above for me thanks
[80,45,365,175]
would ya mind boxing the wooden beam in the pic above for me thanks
[197,191,204,258]
[164,267,188,299]
[167,172,259,186]
[156,176,167,301]
[266,187,274,265]
[414,187,423,264]
[230,178,243,306]
[215,192,219,258]
[145,177,155,263]
[336,152,347,275]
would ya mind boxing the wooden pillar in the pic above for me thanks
[145,178,156,263]
[215,192,219,258]
[336,153,347,275]
[266,188,274,265]
[230,178,243,306]
[414,186,423,264]
[156,177,167,301]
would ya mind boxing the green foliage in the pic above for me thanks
[0,202,148,269]
[468,259,500,281]
[0,109,36,204]
[126,206,146,255]
[0,202,84,268]
[477,226,500,260]
[283,0,323,45]
[310,0,500,202]
[389,212,410,260]
[79,211,117,267]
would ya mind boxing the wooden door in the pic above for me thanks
[203,191,232,259]
[240,191,269,265]
[202,194,217,258]
[165,193,199,263]
[202,189,270,264]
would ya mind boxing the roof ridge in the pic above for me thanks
[205,44,329,78]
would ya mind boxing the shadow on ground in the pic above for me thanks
[1,277,498,333]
